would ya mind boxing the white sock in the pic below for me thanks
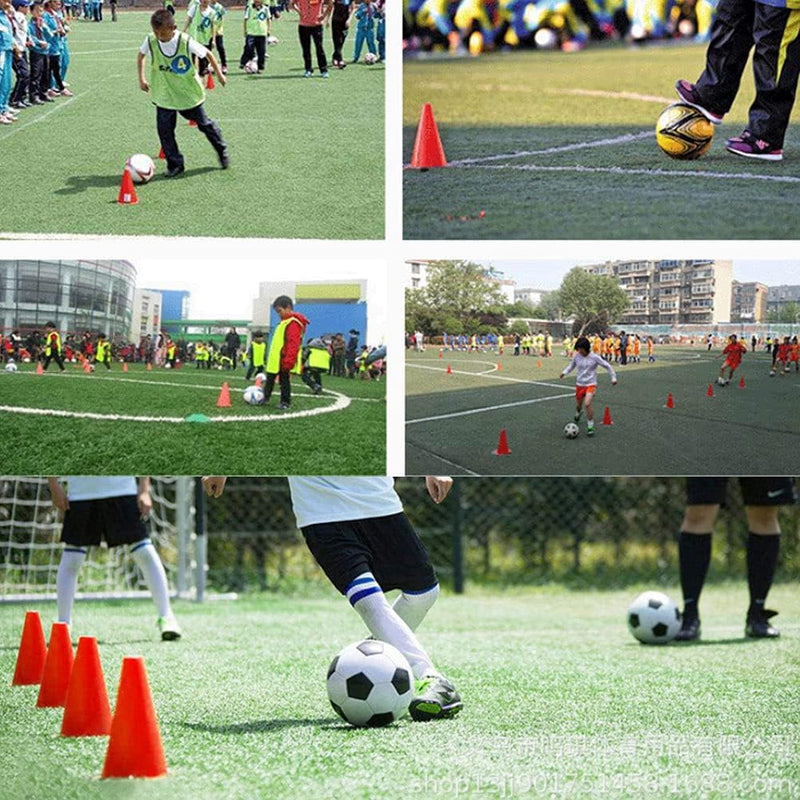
[57,547,87,626]
[346,573,436,679]
[392,583,439,631]
[131,539,172,618]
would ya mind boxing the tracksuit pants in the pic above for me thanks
[156,102,227,171]
[353,26,375,59]
[299,24,327,72]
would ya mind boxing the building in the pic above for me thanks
[515,288,550,307]
[0,260,136,336]
[406,260,430,290]
[155,289,191,334]
[130,288,162,344]
[731,281,768,322]
[580,260,734,326]
[767,284,800,316]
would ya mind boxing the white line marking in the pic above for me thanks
[407,361,570,390]
[407,392,574,425]
[549,88,674,104]
[0,89,91,141]
[408,448,480,476]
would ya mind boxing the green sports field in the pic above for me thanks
[2,11,383,239]
[1,585,798,799]
[0,363,385,473]
[403,45,800,239]
[406,346,800,475]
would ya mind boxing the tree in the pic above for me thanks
[558,269,628,334]
[509,320,530,336]
[767,302,800,324]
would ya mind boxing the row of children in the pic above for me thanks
[0,0,73,124]
[403,0,714,56]
[577,332,655,365]
[62,0,113,21]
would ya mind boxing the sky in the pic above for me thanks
[133,259,386,341]
[478,260,800,290]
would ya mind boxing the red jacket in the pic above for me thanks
[280,312,310,372]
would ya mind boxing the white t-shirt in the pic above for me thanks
[65,476,138,502]
[139,31,208,58]
[288,477,404,529]
[561,352,617,387]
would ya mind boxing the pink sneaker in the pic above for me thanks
[725,130,782,162]
[674,79,724,125]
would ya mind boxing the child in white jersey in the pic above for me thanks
[559,335,617,436]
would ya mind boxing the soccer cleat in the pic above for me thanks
[674,80,724,124]
[409,675,462,721]
[158,614,182,641]
[587,424,595,436]
[321,71,330,78]
[725,130,782,162]
[675,615,701,641]
[304,70,313,77]
[745,608,780,638]
[279,402,290,409]
[574,411,581,422]
[219,151,230,169]
[165,165,185,178]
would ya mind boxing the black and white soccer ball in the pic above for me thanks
[326,639,413,727]
[564,422,579,439]
[4,361,17,373]
[627,591,681,644]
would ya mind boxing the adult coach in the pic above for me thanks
[675,477,796,641]
[225,325,241,370]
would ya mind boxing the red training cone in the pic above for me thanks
[739,376,745,388]
[61,637,112,737]
[496,362,501,371]
[409,103,447,170]
[36,622,74,708]
[438,350,443,359]
[83,360,92,374]
[36,361,44,375]
[123,362,129,373]
[188,118,197,127]
[158,146,165,160]
[117,167,138,205]
[537,360,542,368]
[146,362,153,371]
[707,383,714,398]
[665,392,674,409]
[216,382,232,408]
[102,657,167,779]
[493,429,511,456]
[12,611,47,686]
[601,406,613,426]
[206,71,215,90]
[446,364,452,375]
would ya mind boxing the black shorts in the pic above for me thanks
[60,495,148,547]
[687,478,797,507]
[301,512,437,595]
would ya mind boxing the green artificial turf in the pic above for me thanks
[1,584,798,799]
[0,363,385,473]
[2,11,383,239]
[405,346,800,475]
[403,45,800,239]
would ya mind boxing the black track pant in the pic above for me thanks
[331,6,349,62]
[156,103,227,172]
[299,24,327,72]
[694,0,800,146]
[43,353,65,371]
[263,370,291,405]
[240,34,266,69]
[11,52,29,106]
[215,34,227,67]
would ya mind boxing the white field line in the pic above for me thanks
[461,162,800,184]
[407,392,574,426]
[549,88,674,104]
[407,448,480,476]
[0,89,91,141]
[407,361,570,391]
[446,131,654,167]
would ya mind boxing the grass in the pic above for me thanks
[2,11,383,239]
[0,363,385,473]
[405,345,800,475]
[1,584,798,799]
[403,44,800,239]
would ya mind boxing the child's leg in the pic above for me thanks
[299,25,313,71]
[49,55,64,91]
[255,35,266,70]
[278,369,291,405]
[56,546,87,625]
[584,391,595,423]
[263,371,277,401]
[181,103,228,163]
[130,538,173,619]
[311,24,328,71]
[240,35,255,67]
[354,28,365,59]
[366,28,376,53]
[156,106,183,170]
[215,35,227,68]
[393,584,439,631]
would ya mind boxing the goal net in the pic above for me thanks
[0,477,202,602]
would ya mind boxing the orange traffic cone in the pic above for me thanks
[36,361,44,375]
[707,383,714,398]
[409,103,447,170]
[123,362,129,373]
[12,611,47,686]
[537,360,542,368]
[117,167,138,205]
[739,376,745,388]
[158,146,165,160]
[438,350,443,359]
[188,118,197,127]
[446,364,452,375]
[37,622,74,708]
[496,362,501,371]
[61,637,112,737]
[206,71,215,90]
[216,382,232,408]
[146,362,153,371]
[601,406,613,425]
[102,657,167,779]
[665,392,674,409]
[493,429,511,455]
[83,360,92,374]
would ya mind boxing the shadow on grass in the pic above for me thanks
[180,717,337,734]
[56,166,219,195]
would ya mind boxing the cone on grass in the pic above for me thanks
[707,383,714,398]
[117,167,138,205]
[61,637,111,737]
[37,622,74,708]
[496,363,501,371]
[12,611,47,686]
[739,376,745,388]
[146,362,153,371]
[158,146,165,160]
[36,362,44,375]
[206,71,215,89]
[123,362,129,373]
[409,103,447,170]
[665,392,674,409]
[537,360,542,369]
[438,350,443,359]
[216,381,232,408]
[188,118,197,127]
[446,364,452,375]
[83,360,92,374]
[102,657,167,779]
[493,429,511,456]
[601,406,613,426]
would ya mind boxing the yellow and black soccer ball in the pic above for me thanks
[655,103,714,160]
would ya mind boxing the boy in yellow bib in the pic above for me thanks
[137,9,229,178]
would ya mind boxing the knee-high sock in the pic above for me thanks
[57,547,87,625]
[131,539,172,618]
[346,573,435,679]
[678,532,712,617]
[392,583,439,631]
[746,533,780,612]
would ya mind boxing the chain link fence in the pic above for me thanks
[204,478,800,593]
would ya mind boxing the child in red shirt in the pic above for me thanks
[290,0,331,77]
[718,334,746,385]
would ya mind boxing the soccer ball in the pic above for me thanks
[564,422,580,439]
[326,639,413,727]
[125,153,155,183]
[243,385,265,405]
[244,58,258,74]
[770,369,776,377]
[655,103,714,160]
[534,27,559,49]
[266,34,279,45]
[717,376,725,386]
[364,52,378,65]
[4,361,17,372]
[627,591,681,644]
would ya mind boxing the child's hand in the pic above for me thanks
[139,79,150,92]
[137,490,153,519]
[202,476,227,497]
[426,476,453,504]
[50,483,69,512]
[218,73,227,87]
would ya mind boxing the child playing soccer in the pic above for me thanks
[244,330,268,380]
[48,476,182,640]
[291,0,331,77]
[301,336,330,394]
[718,333,746,384]
[202,475,463,721]
[42,320,65,371]
[240,0,270,72]
[263,296,309,409]
[137,8,229,178]
[352,0,376,60]
[559,335,617,436]
[95,333,111,370]
[184,0,216,75]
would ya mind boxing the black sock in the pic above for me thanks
[678,532,712,618]
[746,533,780,614]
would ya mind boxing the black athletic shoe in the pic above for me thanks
[675,615,701,642]
[165,165,185,178]
[409,675,462,721]
[219,151,230,169]
[745,608,780,638]
[279,402,290,409]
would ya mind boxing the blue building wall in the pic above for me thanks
[154,290,190,334]
[269,302,367,345]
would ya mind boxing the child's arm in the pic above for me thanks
[425,476,453,504]
[137,50,149,92]
[47,477,69,512]
[596,354,617,384]
[137,477,152,518]
[559,355,576,378]
[202,476,227,497]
